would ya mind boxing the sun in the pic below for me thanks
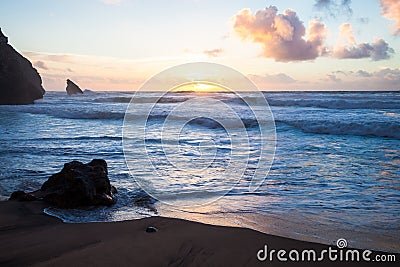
[171,82,229,93]
[193,83,215,91]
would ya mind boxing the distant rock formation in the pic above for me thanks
[66,79,83,96]
[9,159,117,208]
[83,89,96,95]
[0,28,45,104]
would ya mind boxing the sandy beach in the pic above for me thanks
[0,200,397,267]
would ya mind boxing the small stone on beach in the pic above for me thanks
[146,226,158,233]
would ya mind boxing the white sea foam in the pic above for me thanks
[277,120,400,139]
[266,98,400,109]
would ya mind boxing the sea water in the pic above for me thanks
[0,91,399,252]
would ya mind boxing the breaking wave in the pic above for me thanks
[266,99,400,109]
[277,120,400,139]
[92,93,400,110]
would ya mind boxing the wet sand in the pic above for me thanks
[0,201,397,266]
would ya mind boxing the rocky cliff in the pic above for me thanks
[66,79,83,96]
[0,28,45,104]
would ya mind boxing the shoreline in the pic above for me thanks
[157,203,400,254]
[0,200,398,266]
[41,199,400,254]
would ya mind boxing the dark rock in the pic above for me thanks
[9,190,37,201]
[66,79,83,96]
[133,192,157,213]
[0,28,45,104]
[39,159,115,208]
[146,226,158,233]
[9,159,117,208]
[111,186,118,194]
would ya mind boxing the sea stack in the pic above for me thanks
[66,79,83,96]
[0,28,45,104]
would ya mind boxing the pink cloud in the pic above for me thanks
[232,6,328,62]
[380,0,400,35]
[34,60,48,70]
[333,23,394,61]
[249,73,297,84]
[203,48,223,57]
[325,68,400,90]
[337,23,355,45]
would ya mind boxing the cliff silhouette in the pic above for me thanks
[0,28,45,104]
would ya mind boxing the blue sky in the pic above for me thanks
[1,0,399,90]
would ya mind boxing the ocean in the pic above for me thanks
[0,91,399,252]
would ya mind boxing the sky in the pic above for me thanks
[0,0,399,91]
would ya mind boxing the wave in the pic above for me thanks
[384,112,400,118]
[187,117,261,129]
[30,91,400,110]
[69,110,399,139]
[95,97,132,103]
[13,136,122,142]
[94,96,190,104]
[277,120,400,139]
[267,99,400,109]
[92,95,400,109]
[12,108,126,120]
[143,115,265,130]
[55,111,125,119]
[43,188,157,223]
[95,95,269,106]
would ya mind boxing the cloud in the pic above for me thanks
[375,68,400,82]
[249,73,297,84]
[334,39,394,60]
[251,69,400,90]
[247,73,304,90]
[314,0,353,18]
[232,6,328,62]
[203,48,223,57]
[379,0,400,35]
[24,51,73,63]
[326,68,400,90]
[326,74,341,82]
[22,51,148,91]
[333,70,348,76]
[355,70,372,77]
[333,23,394,60]
[34,60,48,70]
[357,68,400,88]
[357,17,369,24]
[337,23,355,45]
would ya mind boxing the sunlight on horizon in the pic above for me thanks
[171,82,230,93]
